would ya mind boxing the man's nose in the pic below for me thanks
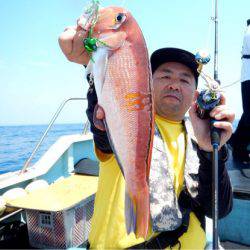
[168,80,180,91]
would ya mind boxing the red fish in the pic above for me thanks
[81,4,154,239]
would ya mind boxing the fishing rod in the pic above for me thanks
[195,0,221,248]
[214,0,219,82]
[212,0,220,248]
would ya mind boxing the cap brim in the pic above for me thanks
[150,48,199,83]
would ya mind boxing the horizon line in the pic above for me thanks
[0,122,87,127]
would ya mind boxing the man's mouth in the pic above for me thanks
[163,94,181,102]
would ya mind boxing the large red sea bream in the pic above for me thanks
[80,0,154,238]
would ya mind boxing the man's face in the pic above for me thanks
[153,62,196,121]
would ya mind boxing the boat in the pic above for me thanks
[0,98,100,249]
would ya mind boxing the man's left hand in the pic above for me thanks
[189,91,235,152]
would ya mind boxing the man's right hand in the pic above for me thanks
[93,105,106,131]
[86,86,112,153]
[58,22,90,65]
[59,20,111,152]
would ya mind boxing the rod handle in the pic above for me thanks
[210,119,221,147]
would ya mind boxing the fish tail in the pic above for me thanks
[134,188,150,239]
[125,189,136,235]
[125,187,149,239]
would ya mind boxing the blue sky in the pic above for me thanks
[0,0,249,125]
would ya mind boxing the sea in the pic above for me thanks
[0,124,85,175]
[0,120,239,175]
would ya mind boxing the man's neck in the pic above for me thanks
[156,112,183,122]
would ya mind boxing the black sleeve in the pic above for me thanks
[192,145,233,219]
[85,76,113,154]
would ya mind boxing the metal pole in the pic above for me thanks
[20,97,86,174]
[83,120,90,134]
[214,0,219,81]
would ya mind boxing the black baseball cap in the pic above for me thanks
[247,19,250,26]
[150,48,200,85]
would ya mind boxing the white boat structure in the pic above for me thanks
[0,98,100,248]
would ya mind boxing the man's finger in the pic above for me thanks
[219,92,226,105]
[69,30,89,62]
[210,105,227,117]
[58,27,77,55]
[192,90,199,102]
[63,25,77,32]
[188,101,197,120]
[213,121,233,134]
[96,106,105,120]
[209,105,235,123]
[77,17,84,31]
[72,31,87,54]
[214,110,235,123]
[93,105,106,131]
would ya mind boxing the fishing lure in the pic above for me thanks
[82,0,109,61]
[195,50,222,119]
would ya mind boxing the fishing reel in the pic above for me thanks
[195,50,221,120]
[195,49,222,146]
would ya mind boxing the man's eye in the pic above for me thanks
[162,75,170,79]
[180,79,190,84]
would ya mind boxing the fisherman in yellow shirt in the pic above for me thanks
[59,26,234,249]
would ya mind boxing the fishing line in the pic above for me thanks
[220,79,241,89]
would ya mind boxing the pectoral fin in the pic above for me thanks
[91,47,109,99]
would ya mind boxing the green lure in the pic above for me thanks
[84,37,98,53]
[83,0,109,62]
[83,37,109,62]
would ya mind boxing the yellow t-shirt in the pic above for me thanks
[89,115,206,249]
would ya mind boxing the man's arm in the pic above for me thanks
[58,24,112,154]
[187,91,234,218]
[86,81,113,154]
[179,144,233,221]
[195,145,233,218]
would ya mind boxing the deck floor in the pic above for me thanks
[221,241,250,249]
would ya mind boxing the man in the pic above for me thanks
[229,19,250,164]
[59,27,234,249]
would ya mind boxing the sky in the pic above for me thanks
[0,0,249,125]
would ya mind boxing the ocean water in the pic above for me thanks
[0,120,239,175]
[0,124,85,174]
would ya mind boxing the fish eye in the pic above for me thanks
[115,13,126,23]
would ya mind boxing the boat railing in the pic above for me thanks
[0,209,23,223]
[20,97,88,174]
